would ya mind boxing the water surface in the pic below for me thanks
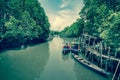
[0,37,110,80]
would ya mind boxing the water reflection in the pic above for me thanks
[0,43,50,80]
[61,53,70,62]
[49,37,64,53]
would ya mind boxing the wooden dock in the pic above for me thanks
[86,47,120,61]
[79,34,120,79]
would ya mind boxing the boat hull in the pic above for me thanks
[72,53,111,77]
[71,49,79,54]
[62,48,70,54]
[71,42,80,54]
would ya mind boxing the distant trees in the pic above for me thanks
[50,31,59,36]
[60,18,84,37]
[0,0,50,49]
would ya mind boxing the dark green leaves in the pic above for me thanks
[0,0,50,49]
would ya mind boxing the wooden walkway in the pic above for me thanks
[79,34,120,79]
[86,47,120,61]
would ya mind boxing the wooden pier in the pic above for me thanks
[86,47,119,61]
[78,34,120,79]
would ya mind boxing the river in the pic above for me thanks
[0,37,111,80]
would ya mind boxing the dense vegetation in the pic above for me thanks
[60,0,120,49]
[60,18,84,37]
[0,0,50,49]
[50,30,59,36]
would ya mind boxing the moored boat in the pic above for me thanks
[62,43,70,54]
[71,41,80,54]
[72,53,111,77]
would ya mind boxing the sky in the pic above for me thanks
[38,0,84,31]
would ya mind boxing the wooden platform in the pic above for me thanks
[86,47,120,61]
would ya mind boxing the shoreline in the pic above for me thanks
[0,38,47,52]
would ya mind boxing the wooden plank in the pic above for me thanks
[82,34,97,39]
[86,47,120,61]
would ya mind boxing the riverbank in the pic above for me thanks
[0,37,47,52]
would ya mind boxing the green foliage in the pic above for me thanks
[0,0,50,49]
[100,12,120,48]
[5,16,21,39]
[60,18,84,37]
[50,31,59,36]
[4,11,42,43]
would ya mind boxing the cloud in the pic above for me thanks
[50,9,79,31]
[58,9,76,17]
[59,0,70,8]
[39,0,84,31]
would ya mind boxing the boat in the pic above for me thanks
[47,37,53,41]
[62,43,70,54]
[71,41,80,54]
[71,53,111,77]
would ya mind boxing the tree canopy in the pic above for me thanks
[80,0,120,49]
[0,0,50,49]
[60,18,84,37]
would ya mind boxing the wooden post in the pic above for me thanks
[88,37,90,46]
[98,43,101,53]
[93,38,96,49]
[108,47,111,61]
[91,54,94,63]
[104,43,107,51]
[83,35,85,48]
[105,59,108,71]
[105,46,110,71]
[79,37,81,53]
[118,73,120,80]
[81,36,83,49]
[96,44,99,51]
[80,36,82,44]
[80,37,82,53]
[85,49,88,57]
[112,60,120,80]
[100,42,103,68]
[89,51,92,61]
[114,50,118,58]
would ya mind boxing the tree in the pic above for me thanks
[60,18,84,37]
[0,0,50,49]
[100,12,120,49]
